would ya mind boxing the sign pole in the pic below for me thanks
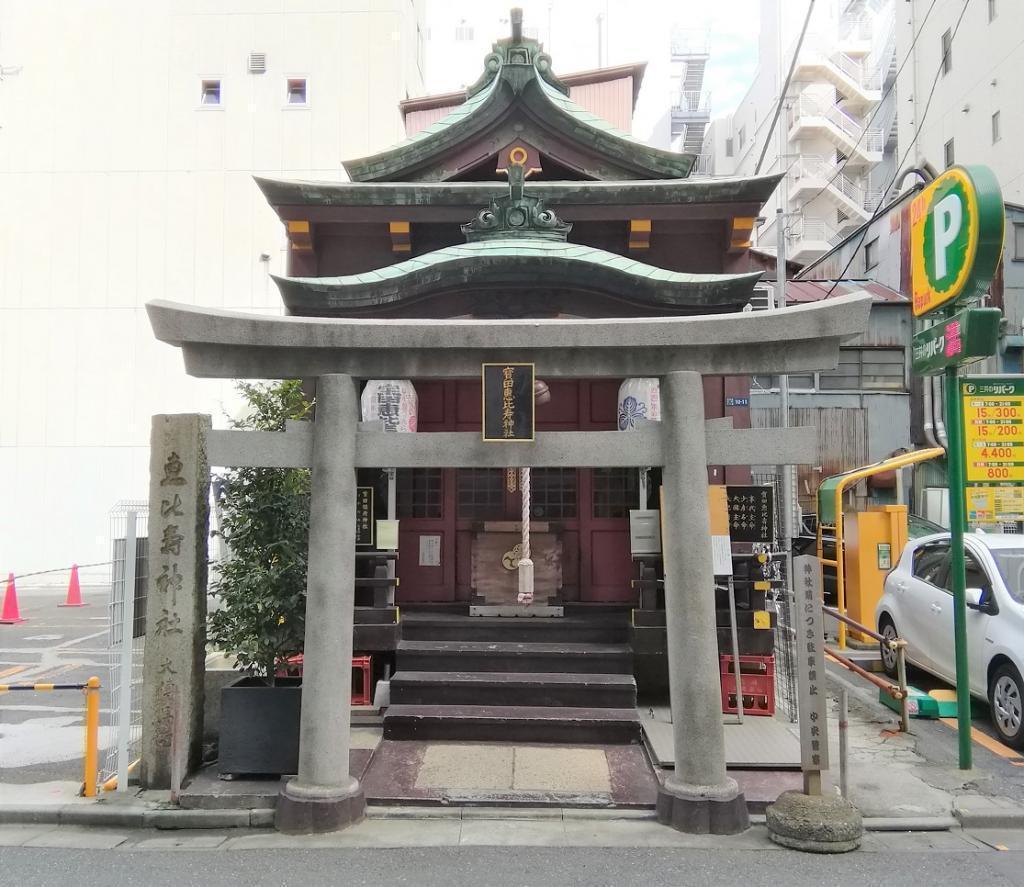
[945,366,972,770]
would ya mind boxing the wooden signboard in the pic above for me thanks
[356,486,374,547]
[482,363,535,441]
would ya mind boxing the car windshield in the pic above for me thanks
[989,548,1024,604]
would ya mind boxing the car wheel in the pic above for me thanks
[879,617,899,679]
[989,662,1024,750]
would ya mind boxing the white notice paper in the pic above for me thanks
[419,534,441,567]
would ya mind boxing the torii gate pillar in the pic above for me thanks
[658,371,749,833]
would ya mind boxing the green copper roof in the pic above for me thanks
[254,174,784,212]
[343,33,695,183]
[273,238,763,317]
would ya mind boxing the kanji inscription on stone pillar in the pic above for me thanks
[140,414,211,789]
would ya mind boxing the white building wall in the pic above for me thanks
[706,0,896,265]
[0,1,423,581]
[897,0,1024,203]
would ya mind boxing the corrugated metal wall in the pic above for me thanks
[751,406,869,514]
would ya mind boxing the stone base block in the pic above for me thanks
[766,790,862,854]
[656,778,749,835]
[274,781,366,835]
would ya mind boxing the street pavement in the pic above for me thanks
[0,834,1022,887]
[0,585,114,785]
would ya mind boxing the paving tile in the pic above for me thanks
[963,827,1024,851]
[223,819,463,850]
[560,819,781,849]
[24,827,128,849]
[415,744,513,791]
[0,826,60,847]
[458,819,567,846]
[512,746,610,793]
[350,728,382,750]
[131,833,229,850]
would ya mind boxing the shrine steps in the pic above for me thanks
[384,612,640,743]
[395,639,633,675]
[400,615,627,645]
[383,704,640,744]
[390,670,637,708]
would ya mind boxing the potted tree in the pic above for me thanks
[210,380,312,776]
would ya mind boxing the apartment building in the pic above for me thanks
[705,0,897,264]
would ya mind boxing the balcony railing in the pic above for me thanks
[674,89,711,113]
[788,96,884,155]
[789,156,873,212]
[688,153,713,176]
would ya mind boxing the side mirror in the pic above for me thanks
[966,587,987,611]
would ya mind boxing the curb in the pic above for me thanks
[0,802,660,830]
[954,810,1024,829]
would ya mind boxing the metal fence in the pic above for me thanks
[751,472,798,723]
[101,501,149,789]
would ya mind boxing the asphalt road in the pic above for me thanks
[0,584,114,784]
[0,845,1021,887]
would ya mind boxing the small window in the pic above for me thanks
[286,78,307,105]
[725,137,734,157]
[738,126,746,148]
[396,469,443,519]
[992,111,1001,143]
[819,347,906,391]
[913,542,949,586]
[455,24,474,41]
[200,79,221,105]
[592,468,639,519]
[989,0,997,22]
[944,138,955,169]
[865,237,879,270]
[1013,223,1024,261]
[941,29,952,75]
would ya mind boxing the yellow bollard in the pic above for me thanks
[83,676,100,798]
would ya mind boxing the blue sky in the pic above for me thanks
[685,1,762,118]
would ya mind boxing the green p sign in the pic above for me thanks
[911,166,1004,317]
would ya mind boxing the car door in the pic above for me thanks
[931,543,995,695]
[896,540,951,671]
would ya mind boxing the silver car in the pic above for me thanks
[876,532,1024,748]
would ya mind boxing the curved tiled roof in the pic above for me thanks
[342,39,695,183]
[272,238,763,317]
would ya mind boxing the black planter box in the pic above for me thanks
[219,676,301,777]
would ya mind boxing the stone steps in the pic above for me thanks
[390,670,637,709]
[383,704,640,744]
[395,639,634,675]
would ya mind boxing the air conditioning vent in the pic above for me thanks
[248,52,267,74]
[746,287,772,312]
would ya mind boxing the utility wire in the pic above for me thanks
[799,0,938,210]
[818,0,972,300]
[754,0,816,175]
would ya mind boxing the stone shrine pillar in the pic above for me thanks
[657,372,749,834]
[141,414,211,789]
[276,374,366,833]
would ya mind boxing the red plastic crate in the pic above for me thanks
[720,654,775,678]
[720,655,775,717]
[351,655,372,706]
[274,653,373,707]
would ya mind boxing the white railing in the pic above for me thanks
[839,15,872,43]
[789,96,884,155]
[789,156,872,212]
[675,89,710,113]
[689,153,713,176]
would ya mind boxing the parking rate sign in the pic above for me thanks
[962,378,1024,485]
[910,166,1004,318]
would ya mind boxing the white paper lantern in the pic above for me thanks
[617,378,661,430]
[361,380,417,432]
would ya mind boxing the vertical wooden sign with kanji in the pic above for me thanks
[140,414,211,789]
[794,554,830,794]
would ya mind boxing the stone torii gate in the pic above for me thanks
[141,292,871,834]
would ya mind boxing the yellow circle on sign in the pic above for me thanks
[910,167,980,317]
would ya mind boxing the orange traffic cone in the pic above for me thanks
[1,573,26,624]
[60,563,87,608]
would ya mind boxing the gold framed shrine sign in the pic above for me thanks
[482,363,535,442]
